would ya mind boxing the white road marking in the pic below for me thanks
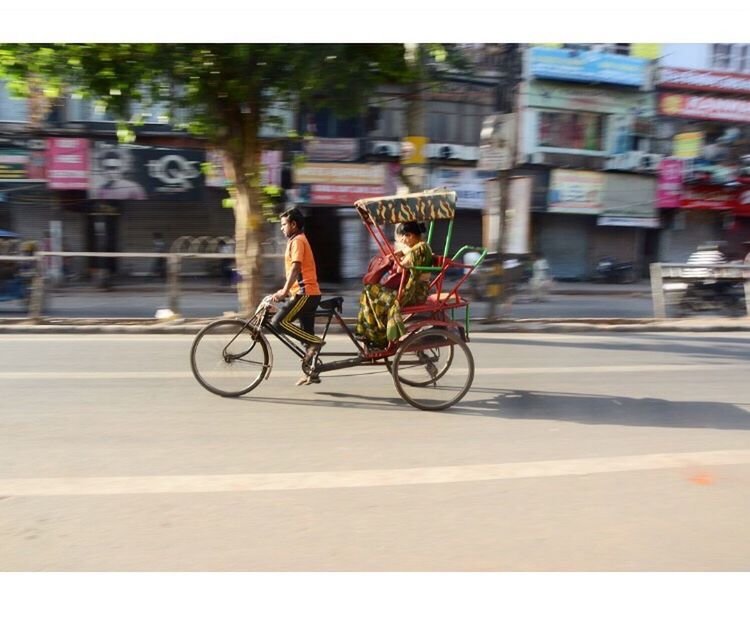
[0,363,744,380]
[0,449,749,497]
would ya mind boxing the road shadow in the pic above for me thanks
[456,387,750,430]
[475,333,750,363]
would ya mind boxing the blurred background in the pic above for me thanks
[2,42,750,319]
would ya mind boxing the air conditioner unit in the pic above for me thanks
[636,153,663,172]
[426,143,478,161]
[604,152,641,171]
[367,141,401,157]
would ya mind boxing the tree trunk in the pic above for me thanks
[224,110,263,316]
[402,43,428,194]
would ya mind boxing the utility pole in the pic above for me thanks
[486,44,522,319]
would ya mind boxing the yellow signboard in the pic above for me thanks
[631,44,661,60]
[401,136,428,165]
[673,132,704,159]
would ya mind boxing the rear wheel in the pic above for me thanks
[392,328,474,411]
[190,318,271,397]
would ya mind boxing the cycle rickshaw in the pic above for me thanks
[190,189,487,411]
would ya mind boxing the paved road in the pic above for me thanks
[2,331,750,570]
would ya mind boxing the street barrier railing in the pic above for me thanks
[649,262,750,318]
[0,251,284,320]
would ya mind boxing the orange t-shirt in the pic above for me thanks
[285,233,320,296]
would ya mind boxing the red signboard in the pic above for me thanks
[679,185,738,211]
[309,184,386,205]
[658,67,750,95]
[659,93,750,124]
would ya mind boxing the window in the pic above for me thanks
[712,44,732,70]
[0,81,29,122]
[739,45,750,73]
[538,110,605,152]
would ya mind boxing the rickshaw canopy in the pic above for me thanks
[355,189,456,226]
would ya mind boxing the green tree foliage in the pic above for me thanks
[0,43,412,310]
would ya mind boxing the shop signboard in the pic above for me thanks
[478,114,515,171]
[658,67,750,95]
[205,149,282,188]
[527,81,654,115]
[90,142,205,201]
[0,148,45,181]
[429,167,494,209]
[46,138,89,190]
[630,44,662,60]
[529,47,648,87]
[656,159,684,208]
[659,93,750,124]
[292,162,391,206]
[548,169,605,214]
[672,131,704,158]
[0,149,30,180]
[679,185,738,211]
[305,138,359,162]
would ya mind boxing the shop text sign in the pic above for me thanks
[547,169,605,214]
[46,138,89,189]
[529,47,648,87]
[293,163,386,186]
[658,67,750,95]
[304,184,387,206]
[679,185,738,211]
[429,167,493,209]
[659,93,750,124]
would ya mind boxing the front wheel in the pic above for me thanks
[392,328,474,411]
[190,318,271,397]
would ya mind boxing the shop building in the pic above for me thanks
[517,45,660,279]
[653,59,750,261]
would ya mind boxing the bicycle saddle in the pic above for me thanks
[318,296,343,312]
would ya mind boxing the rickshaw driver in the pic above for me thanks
[271,207,325,385]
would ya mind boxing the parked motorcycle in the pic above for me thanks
[675,279,746,317]
[594,257,636,283]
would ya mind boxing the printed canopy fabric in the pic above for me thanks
[355,189,457,225]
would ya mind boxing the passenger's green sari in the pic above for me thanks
[356,241,433,348]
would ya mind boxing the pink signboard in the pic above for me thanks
[46,138,89,189]
[309,184,386,206]
[656,159,684,208]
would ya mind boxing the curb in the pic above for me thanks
[1,316,749,334]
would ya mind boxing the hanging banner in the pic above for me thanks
[547,169,605,214]
[672,131,704,158]
[46,138,89,190]
[679,185,738,211]
[90,142,205,201]
[478,114,515,170]
[656,159,684,208]
[507,176,532,254]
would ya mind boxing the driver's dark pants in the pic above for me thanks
[270,293,322,346]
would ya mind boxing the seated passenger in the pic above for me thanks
[356,221,433,348]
